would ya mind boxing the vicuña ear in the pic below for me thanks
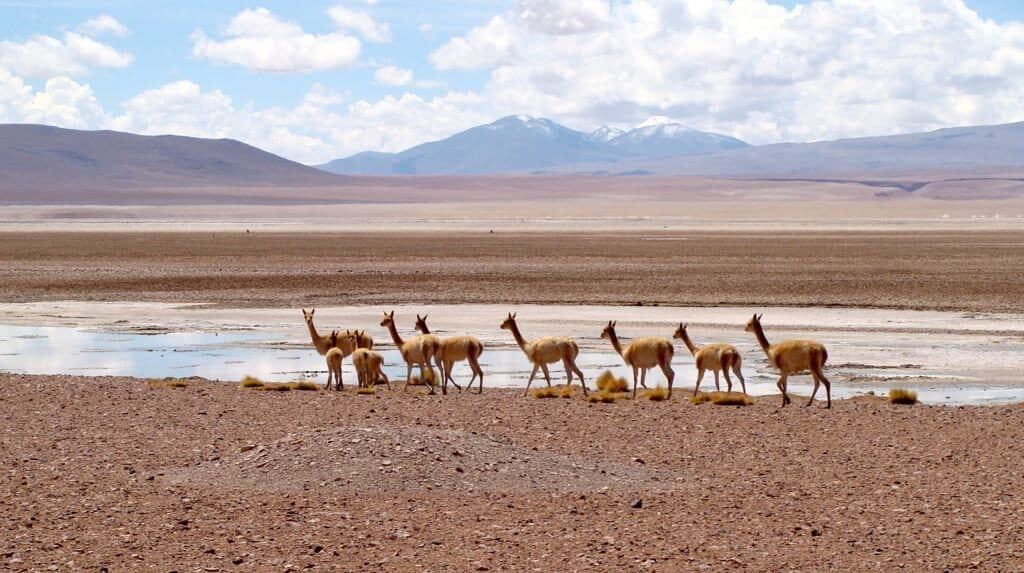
[512,312,517,319]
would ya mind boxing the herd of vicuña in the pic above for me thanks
[301,308,833,408]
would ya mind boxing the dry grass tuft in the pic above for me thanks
[691,391,712,405]
[889,388,918,405]
[559,385,576,399]
[531,386,559,399]
[587,390,625,403]
[261,383,293,392]
[407,368,438,387]
[288,381,320,391]
[148,379,189,389]
[595,370,629,393]
[240,376,265,389]
[356,387,377,395]
[643,386,670,401]
[710,391,754,406]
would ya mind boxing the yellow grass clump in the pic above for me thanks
[559,385,575,399]
[261,383,293,392]
[587,390,625,403]
[642,386,669,401]
[240,376,265,389]
[356,386,377,395]
[595,370,628,393]
[288,381,320,391]
[148,379,189,389]
[889,388,918,405]
[407,368,438,387]
[691,391,712,405]
[531,386,559,399]
[710,391,754,406]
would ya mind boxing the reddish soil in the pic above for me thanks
[2,375,1022,571]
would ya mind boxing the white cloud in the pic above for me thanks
[101,79,490,163]
[0,31,132,78]
[327,6,392,43]
[192,7,361,72]
[78,15,129,38]
[0,68,103,128]
[375,65,413,86]
[430,0,1024,143]
[517,0,611,35]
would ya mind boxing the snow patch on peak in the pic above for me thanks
[589,125,626,142]
[637,116,677,128]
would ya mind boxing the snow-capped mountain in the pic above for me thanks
[608,116,749,156]
[588,125,627,143]
[317,115,748,175]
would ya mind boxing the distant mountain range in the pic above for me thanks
[317,115,749,175]
[0,124,342,200]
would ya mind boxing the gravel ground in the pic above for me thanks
[2,374,1023,571]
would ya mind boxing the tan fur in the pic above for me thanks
[745,313,832,408]
[673,323,746,396]
[601,321,675,399]
[380,310,444,394]
[302,308,373,356]
[348,332,391,390]
[414,314,484,394]
[325,330,345,391]
[500,312,588,397]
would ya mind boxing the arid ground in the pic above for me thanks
[2,230,1024,312]
[2,377,1024,571]
[2,223,1024,571]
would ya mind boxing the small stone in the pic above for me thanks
[811,528,822,537]
[630,499,643,509]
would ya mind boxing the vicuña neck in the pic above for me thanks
[417,322,431,334]
[607,329,624,357]
[306,320,327,352]
[752,323,772,357]
[385,321,404,347]
[678,331,698,355]
[507,321,529,352]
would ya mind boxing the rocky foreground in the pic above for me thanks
[2,375,1023,571]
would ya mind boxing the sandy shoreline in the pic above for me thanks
[2,374,1023,571]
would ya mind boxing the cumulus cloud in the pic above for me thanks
[78,15,129,38]
[0,68,104,127]
[327,6,391,43]
[192,7,361,72]
[430,0,1024,143]
[100,79,489,163]
[0,31,132,78]
[375,65,413,86]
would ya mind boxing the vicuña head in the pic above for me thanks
[500,312,517,330]
[599,320,617,340]
[380,310,395,328]
[744,313,764,334]
[414,313,430,333]
[302,308,315,324]
[672,322,688,340]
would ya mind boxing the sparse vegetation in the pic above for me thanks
[692,391,712,405]
[889,388,918,405]
[558,385,575,399]
[356,387,377,395]
[595,370,628,393]
[289,381,320,391]
[587,390,626,403]
[710,391,754,406]
[643,386,669,401]
[261,383,293,392]
[407,368,438,387]
[240,376,265,389]
[531,386,559,399]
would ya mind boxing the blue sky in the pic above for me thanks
[1,1,1022,163]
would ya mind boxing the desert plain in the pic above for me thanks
[2,196,1024,571]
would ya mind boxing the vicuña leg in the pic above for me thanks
[467,355,484,394]
[523,364,540,397]
[713,369,721,392]
[540,363,553,387]
[660,363,674,398]
[722,368,734,393]
[810,362,832,409]
[732,360,747,394]
[776,373,790,406]
[694,368,705,397]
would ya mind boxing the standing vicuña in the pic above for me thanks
[673,323,746,396]
[380,310,444,394]
[500,312,588,396]
[348,331,391,390]
[745,313,832,408]
[325,330,345,390]
[601,321,675,398]
[302,308,373,356]
[414,314,484,394]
